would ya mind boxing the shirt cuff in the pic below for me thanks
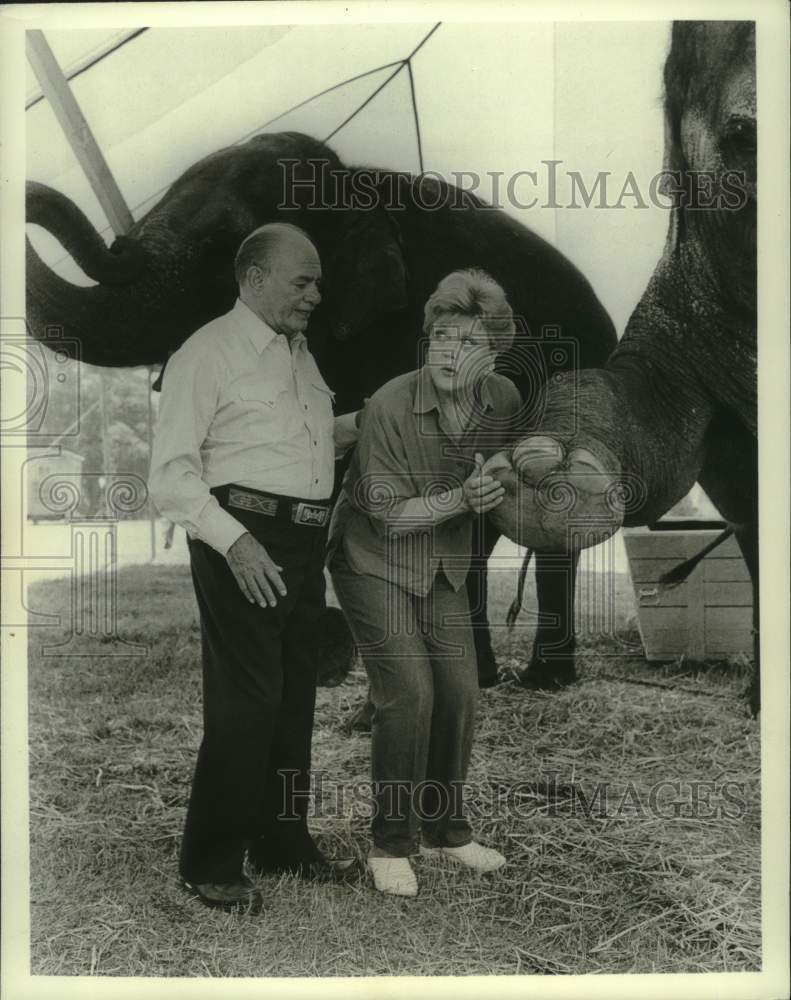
[196,499,248,556]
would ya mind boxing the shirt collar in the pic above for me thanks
[413,364,495,415]
[232,298,307,354]
[413,364,440,414]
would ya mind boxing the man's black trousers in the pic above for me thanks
[180,496,328,885]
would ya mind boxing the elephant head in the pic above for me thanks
[26,131,408,367]
[488,21,757,550]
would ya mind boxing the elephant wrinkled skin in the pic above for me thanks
[496,22,759,711]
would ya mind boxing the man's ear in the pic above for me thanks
[246,264,266,292]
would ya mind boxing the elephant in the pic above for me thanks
[26,130,617,691]
[488,22,759,710]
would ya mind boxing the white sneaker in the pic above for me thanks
[367,855,418,897]
[420,842,506,872]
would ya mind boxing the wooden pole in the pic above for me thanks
[26,31,135,520]
[26,30,134,236]
[146,366,156,562]
[97,370,112,515]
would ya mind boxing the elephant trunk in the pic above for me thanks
[489,257,716,551]
[26,182,148,285]
[486,370,628,552]
[26,182,235,367]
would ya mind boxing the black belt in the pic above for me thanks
[213,484,331,528]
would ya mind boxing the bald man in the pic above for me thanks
[150,224,358,910]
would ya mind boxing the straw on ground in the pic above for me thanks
[26,563,760,976]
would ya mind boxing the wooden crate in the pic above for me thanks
[622,521,754,660]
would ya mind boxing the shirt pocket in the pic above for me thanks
[310,379,336,416]
[231,373,287,408]
[219,373,295,446]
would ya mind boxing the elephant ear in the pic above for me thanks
[324,205,408,341]
[658,112,685,253]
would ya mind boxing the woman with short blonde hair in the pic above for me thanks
[328,268,521,897]
[422,268,516,353]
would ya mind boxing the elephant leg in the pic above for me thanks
[344,695,375,734]
[732,521,759,715]
[466,515,500,688]
[317,606,357,687]
[698,418,759,714]
[520,549,579,690]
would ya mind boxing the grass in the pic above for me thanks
[26,562,760,977]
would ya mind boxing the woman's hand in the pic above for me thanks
[462,452,506,514]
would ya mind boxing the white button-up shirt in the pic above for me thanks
[149,298,357,555]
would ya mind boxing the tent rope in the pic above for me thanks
[251,60,405,135]
[324,21,439,170]
[37,22,441,268]
[405,21,442,60]
[26,29,149,111]
[324,61,411,142]
[84,54,420,230]
[405,61,424,174]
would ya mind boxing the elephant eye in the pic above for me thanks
[722,116,756,151]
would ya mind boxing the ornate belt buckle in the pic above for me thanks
[292,502,328,527]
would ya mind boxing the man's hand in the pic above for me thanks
[462,452,505,514]
[354,397,371,428]
[226,532,287,608]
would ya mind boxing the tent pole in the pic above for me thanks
[97,370,113,515]
[26,30,133,236]
[146,367,156,562]
[27,30,135,523]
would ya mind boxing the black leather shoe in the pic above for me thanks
[182,875,265,912]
